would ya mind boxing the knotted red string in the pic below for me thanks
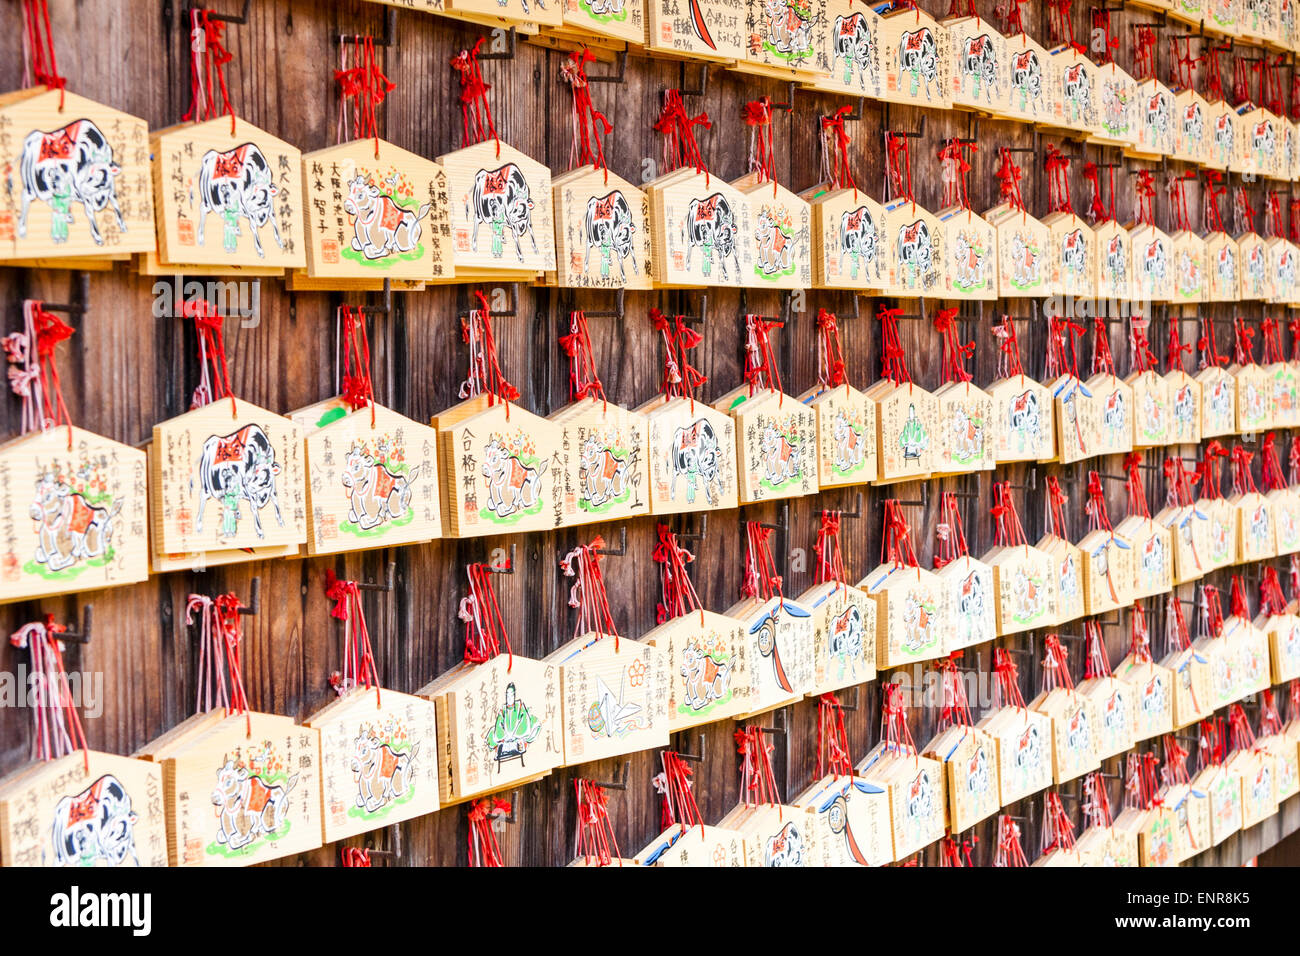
[339,305,376,427]
[992,315,1025,379]
[340,847,372,867]
[655,89,710,180]
[653,525,704,626]
[881,681,918,757]
[999,0,1028,36]
[459,561,513,671]
[1085,470,1116,534]
[990,481,1030,548]
[182,8,236,134]
[657,751,704,833]
[1048,0,1078,49]
[1290,199,1300,243]
[1129,601,1153,664]
[881,499,921,570]
[1045,475,1071,539]
[5,301,73,447]
[994,814,1029,866]
[995,148,1025,214]
[743,97,777,193]
[574,779,621,866]
[743,313,783,399]
[1167,317,1191,374]
[1261,432,1288,491]
[1168,174,1192,233]
[561,538,620,651]
[1199,440,1227,499]
[817,692,854,778]
[1045,145,1072,214]
[934,308,973,385]
[562,49,613,176]
[1091,315,1117,378]
[1083,619,1112,680]
[876,304,913,386]
[1259,566,1289,617]
[1083,161,1116,223]
[741,521,784,602]
[736,725,782,809]
[325,571,381,707]
[560,310,607,407]
[650,309,707,409]
[1041,633,1076,693]
[186,592,251,735]
[1041,791,1077,854]
[459,290,520,412]
[22,0,65,108]
[1082,770,1114,828]
[1233,185,1256,235]
[814,510,847,586]
[1200,583,1225,640]
[1125,452,1151,520]
[1205,44,1226,103]
[186,300,237,418]
[10,616,88,771]
[816,309,849,389]
[934,491,971,569]
[1227,703,1257,755]
[1198,315,1227,370]
[1264,191,1285,240]
[335,35,393,156]
[1203,170,1227,233]
[1233,316,1256,367]
[1229,573,1252,620]
[1134,170,1156,227]
[1259,689,1285,738]
[1169,37,1201,91]
[1198,716,1226,770]
[1132,25,1157,81]
[1162,733,1191,788]
[885,132,914,207]
[451,38,499,154]
[938,138,976,211]
[467,797,511,867]
[937,655,974,729]
[992,647,1027,709]
[822,106,856,194]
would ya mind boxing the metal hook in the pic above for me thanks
[671,732,707,762]
[56,606,93,646]
[351,279,393,317]
[332,7,397,46]
[364,824,403,860]
[236,577,261,616]
[593,526,627,557]
[578,287,625,321]
[356,561,397,592]
[892,482,930,510]
[458,284,518,319]
[476,26,517,60]
[673,513,708,542]
[585,49,628,84]
[837,684,862,712]
[589,760,631,790]
[484,543,517,574]
[37,272,90,318]
[184,0,251,26]
[676,61,709,98]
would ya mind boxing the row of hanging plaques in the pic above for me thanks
[5,327,1300,603]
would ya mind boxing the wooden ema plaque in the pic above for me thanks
[549,397,651,525]
[152,117,306,269]
[642,609,751,729]
[807,186,888,290]
[1165,368,1202,444]
[559,0,646,44]
[1282,119,1300,183]
[1079,528,1134,615]
[806,0,884,99]
[1265,356,1300,428]
[1267,486,1300,555]
[1114,656,1175,742]
[1281,0,1300,49]
[300,138,454,283]
[922,723,1000,833]
[1117,515,1174,599]
[1029,687,1100,784]
[1260,732,1300,804]
[1172,88,1212,165]
[797,580,876,695]
[1047,373,1093,465]
[1157,502,1208,584]
[791,773,892,867]
[302,403,441,556]
[716,803,808,867]
[651,170,754,287]
[0,426,148,604]
[736,178,813,289]
[1036,533,1086,625]
[0,90,154,261]
[975,706,1052,805]
[1042,213,1096,300]
[1234,107,1282,179]
[936,554,996,652]
[418,655,562,806]
[990,374,1054,463]
[1129,79,1177,159]
[1232,489,1276,562]
[932,379,994,476]
[1189,764,1241,846]
[634,823,746,866]
[1168,0,1208,25]
[983,543,1056,636]
[1127,369,1172,449]
[1082,372,1134,457]
[1092,61,1138,149]
[944,17,1012,115]
[0,751,168,867]
[1001,30,1056,124]
[1171,230,1209,303]
[1206,99,1239,170]
[859,561,945,668]
[436,140,555,278]
[1197,365,1237,437]
[856,744,946,861]
[434,398,563,537]
[866,379,935,482]
[645,0,747,62]
[1127,223,1175,304]
[713,386,818,503]
[1226,748,1277,829]
[1234,360,1272,433]
[160,712,322,866]
[304,687,440,844]
[444,0,563,29]
[152,397,306,554]
[985,203,1054,298]
[542,633,671,766]
[638,395,739,514]
[1266,237,1299,305]
[1238,231,1270,300]
[798,382,878,488]
[1198,494,1238,569]
[1076,674,1136,759]
[737,0,829,80]
[881,198,945,297]
[725,595,815,715]
[1163,643,1212,730]
[1047,45,1101,135]
[936,206,997,300]
[1092,219,1132,302]
[875,5,953,110]
[553,166,653,289]
[1240,0,1281,46]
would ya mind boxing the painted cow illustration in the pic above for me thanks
[1011,49,1045,113]
[1143,238,1167,290]
[1016,724,1043,774]
[585,190,637,281]
[19,119,125,245]
[832,411,866,471]
[1145,93,1172,147]
[1245,244,1267,293]
[1253,120,1276,162]
[350,733,418,814]
[196,142,283,257]
[958,570,985,621]
[840,205,878,279]
[1102,390,1127,441]
[897,219,933,285]
[466,163,537,261]
[681,639,732,711]
[482,438,547,518]
[962,34,998,102]
[968,746,990,795]
[210,760,299,851]
[579,437,634,508]
[1213,113,1235,162]
[1182,103,1204,144]
[1012,566,1041,621]
[48,774,139,867]
[340,447,417,530]
[344,175,430,260]
[764,821,804,866]
[1216,244,1236,283]
[831,13,873,90]
[1062,63,1090,122]
[953,230,986,289]
[1141,676,1167,719]
[1102,689,1127,734]
[1059,553,1080,600]
[763,0,817,57]
[1106,234,1127,287]
[1066,707,1091,753]
[760,424,801,485]
[1009,389,1040,448]
[827,604,864,664]
[668,418,723,504]
[1009,232,1039,287]
[586,0,623,12]
[1173,384,1195,425]
[898,28,939,100]
[684,193,740,280]
[1062,228,1087,279]
[29,473,119,573]
[948,407,983,462]
[1141,535,1166,582]
[907,771,935,821]
[754,208,801,276]
[193,424,284,538]
[901,593,932,651]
